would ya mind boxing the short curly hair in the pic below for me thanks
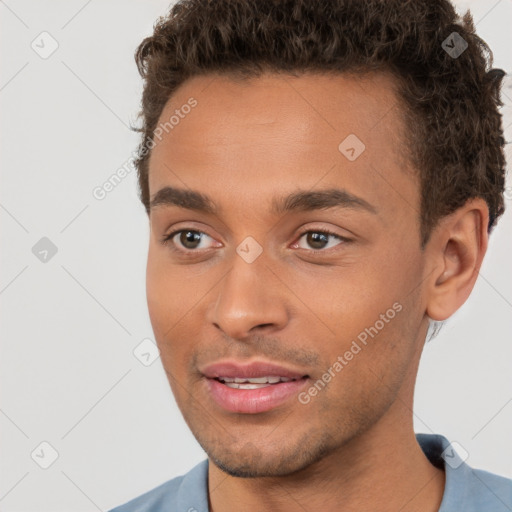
[133,0,507,246]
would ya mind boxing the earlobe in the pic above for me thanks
[426,199,489,321]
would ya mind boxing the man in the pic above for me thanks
[110,0,511,510]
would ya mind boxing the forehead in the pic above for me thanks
[148,72,416,219]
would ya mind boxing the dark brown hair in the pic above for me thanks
[134,0,506,245]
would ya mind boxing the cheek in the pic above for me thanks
[290,265,402,343]
[317,300,419,424]
[145,245,211,378]
[301,254,422,371]
[146,243,195,324]
[146,247,188,361]
[146,248,170,333]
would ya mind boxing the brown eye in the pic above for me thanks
[162,229,216,251]
[296,230,344,251]
[306,232,329,249]
[179,230,203,249]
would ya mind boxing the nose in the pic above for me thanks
[208,254,289,340]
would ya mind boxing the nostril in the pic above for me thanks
[254,323,274,329]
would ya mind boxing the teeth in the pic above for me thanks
[235,376,276,384]
[219,376,297,385]
[224,382,271,389]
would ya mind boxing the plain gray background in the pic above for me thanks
[1,0,511,510]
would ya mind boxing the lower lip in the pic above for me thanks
[205,378,309,414]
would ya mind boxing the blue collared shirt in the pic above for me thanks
[109,433,512,511]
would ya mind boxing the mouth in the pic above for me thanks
[201,361,310,414]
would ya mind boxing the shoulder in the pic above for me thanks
[108,477,183,512]
[416,433,512,511]
[459,467,512,511]
[108,460,209,512]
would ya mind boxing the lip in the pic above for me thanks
[201,360,307,380]
[201,360,310,414]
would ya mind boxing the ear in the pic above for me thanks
[425,198,489,321]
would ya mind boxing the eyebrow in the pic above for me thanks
[272,188,377,215]
[149,186,377,216]
[150,187,217,214]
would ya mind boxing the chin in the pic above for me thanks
[200,431,337,478]
[210,454,313,478]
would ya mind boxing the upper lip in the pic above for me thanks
[200,360,308,380]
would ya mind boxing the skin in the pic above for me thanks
[145,72,489,512]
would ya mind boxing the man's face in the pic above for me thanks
[146,72,431,477]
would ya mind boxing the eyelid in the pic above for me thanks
[295,225,348,239]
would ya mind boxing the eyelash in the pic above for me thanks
[161,228,351,256]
